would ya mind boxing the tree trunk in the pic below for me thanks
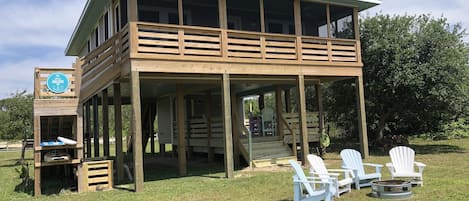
[376,110,393,140]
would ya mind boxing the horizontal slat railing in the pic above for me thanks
[79,22,360,88]
[130,22,359,65]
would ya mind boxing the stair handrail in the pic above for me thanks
[240,125,253,169]
[281,114,297,158]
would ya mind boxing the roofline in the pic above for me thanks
[65,0,91,56]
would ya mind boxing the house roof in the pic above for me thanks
[65,0,381,56]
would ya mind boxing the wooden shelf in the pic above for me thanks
[35,159,81,167]
[35,144,83,151]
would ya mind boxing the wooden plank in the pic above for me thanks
[184,49,221,56]
[266,41,296,48]
[184,42,220,49]
[331,45,356,51]
[297,74,309,165]
[260,0,265,33]
[184,34,220,42]
[265,53,296,59]
[227,52,262,58]
[222,73,234,178]
[265,48,296,54]
[178,0,183,25]
[138,32,178,40]
[302,49,328,55]
[102,89,110,157]
[227,45,261,52]
[355,76,369,158]
[130,71,144,192]
[138,46,179,54]
[88,177,109,184]
[113,83,124,183]
[228,38,261,45]
[301,43,327,49]
[302,55,329,61]
[87,169,110,176]
[176,84,187,176]
[276,87,284,139]
[231,94,240,168]
[139,39,179,47]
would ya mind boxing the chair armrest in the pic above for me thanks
[364,163,383,174]
[363,163,383,168]
[328,169,353,179]
[414,162,426,173]
[311,172,340,177]
[386,163,395,174]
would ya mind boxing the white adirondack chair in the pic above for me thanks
[386,146,426,186]
[289,160,334,201]
[340,149,382,189]
[307,154,353,198]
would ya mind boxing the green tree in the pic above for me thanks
[327,14,469,140]
[0,91,33,140]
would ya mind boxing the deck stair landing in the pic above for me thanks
[239,136,296,168]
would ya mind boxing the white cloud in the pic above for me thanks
[0,0,86,49]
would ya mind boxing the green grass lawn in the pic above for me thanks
[1,138,468,201]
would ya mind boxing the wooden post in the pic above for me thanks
[315,84,325,137]
[76,105,84,193]
[102,89,110,157]
[127,0,138,22]
[275,87,284,138]
[92,95,100,157]
[33,115,41,196]
[130,71,144,192]
[150,103,155,154]
[353,7,362,62]
[355,76,369,158]
[206,91,214,162]
[285,89,291,113]
[85,101,92,158]
[176,84,187,176]
[297,75,309,165]
[218,0,227,29]
[260,0,265,33]
[293,0,302,61]
[222,73,234,178]
[231,94,240,168]
[113,83,124,183]
[178,0,183,25]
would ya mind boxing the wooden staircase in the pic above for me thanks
[239,136,296,168]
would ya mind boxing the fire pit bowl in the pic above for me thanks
[371,180,412,199]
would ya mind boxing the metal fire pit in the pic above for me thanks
[371,180,412,199]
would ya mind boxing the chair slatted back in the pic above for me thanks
[389,146,415,173]
[340,149,365,177]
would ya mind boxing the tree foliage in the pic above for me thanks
[327,14,469,140]
[0,91,33,140]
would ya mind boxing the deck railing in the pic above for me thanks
[81,21,360,86]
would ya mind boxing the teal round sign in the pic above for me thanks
[46,73,69,94]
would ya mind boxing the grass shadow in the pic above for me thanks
[14,178,34,196]
[410,144,465,155]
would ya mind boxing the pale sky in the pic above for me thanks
[0,0,467,98]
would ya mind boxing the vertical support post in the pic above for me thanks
[85,101,92,158]
[355,76,369,158]
[92,95,100,157]
[231,94,240,168]
[275,87,284,138]
[178,0,183,25]
[218,0,227,29]
[33,115,41,196]
[127,0,138,22]
[285,89,291,113]
[326,4,333,62]
[293,0,303,61]
[260,0,265,33]
[150,103,155,154]
[205,91,214,162]
[176,84,187,176]
[113,83,124,183]
[130,71,144,192]
[297,75,309,165]
[128,0,138,55]
[353,7,362,62]
[102,89,110,157]
[315,84,325,136]
[222,73,234,178]
[76,105,84,193]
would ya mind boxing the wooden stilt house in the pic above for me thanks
[33,0,381,195]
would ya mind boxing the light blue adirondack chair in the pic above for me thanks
[289,160,334,201]
[340,149,383,189]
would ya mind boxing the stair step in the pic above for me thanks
[242,141,285,150]
[239,136,281,144]
[252,156,297,168]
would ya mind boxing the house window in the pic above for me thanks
[94,28,99,47]
[104,12,109,40]
[138,0,179,24]
[183,0,219,28]
[227,0,260,32]
[301,1,327,37]
[330,5,355,39]
[115,4,121,33]
[120,0,128,28]
[264,0,294,34]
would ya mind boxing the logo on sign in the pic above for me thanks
[46,73,69,94]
